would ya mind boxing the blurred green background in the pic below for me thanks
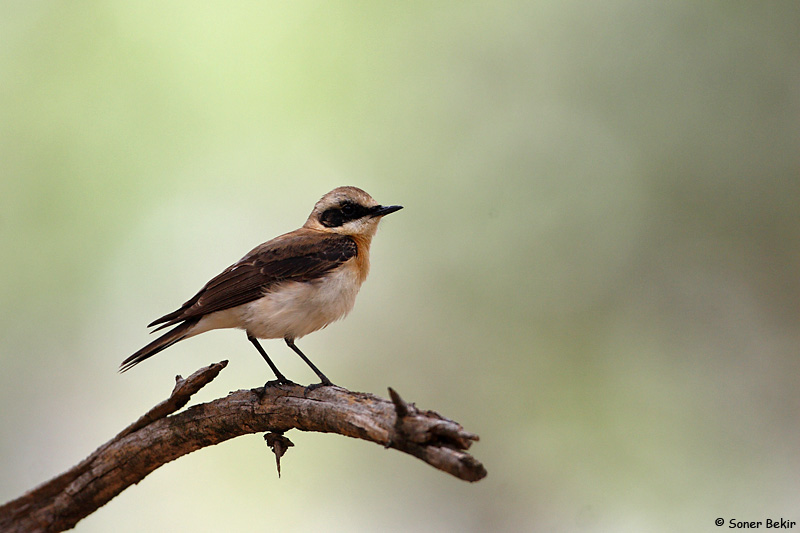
[2,2,799,531]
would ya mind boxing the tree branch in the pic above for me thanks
[0,361,486,532]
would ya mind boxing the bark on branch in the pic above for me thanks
[0,361,486,532]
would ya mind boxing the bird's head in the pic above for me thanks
[304,186,402,237]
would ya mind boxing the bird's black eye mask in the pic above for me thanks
[320,202,371,227]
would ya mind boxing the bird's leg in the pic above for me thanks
[248,334,294,386]
[284,337,334,387]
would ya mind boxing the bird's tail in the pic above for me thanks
[120,318,200,373]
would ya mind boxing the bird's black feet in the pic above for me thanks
[259,378,299,399]
[284,338,336,389]
[263,378,298,388]
[304,379,335,393]
[248,335,295,386]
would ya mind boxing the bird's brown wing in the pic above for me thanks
[148,230,357,331]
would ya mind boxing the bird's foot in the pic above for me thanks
[304,380,335,393]
[265,377,298,387]
[259,378,298,398]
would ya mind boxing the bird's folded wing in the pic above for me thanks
[148,231,358,330]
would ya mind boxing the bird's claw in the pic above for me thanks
[304,380,334,393]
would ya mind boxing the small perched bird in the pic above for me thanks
[121,186,402,386]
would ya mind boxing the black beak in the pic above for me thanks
[370,205,403,217]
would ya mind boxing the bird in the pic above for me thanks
[120,186,402,386]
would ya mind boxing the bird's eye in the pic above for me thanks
[341,204,355,216]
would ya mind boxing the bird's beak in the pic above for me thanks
[370,205,403,217]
